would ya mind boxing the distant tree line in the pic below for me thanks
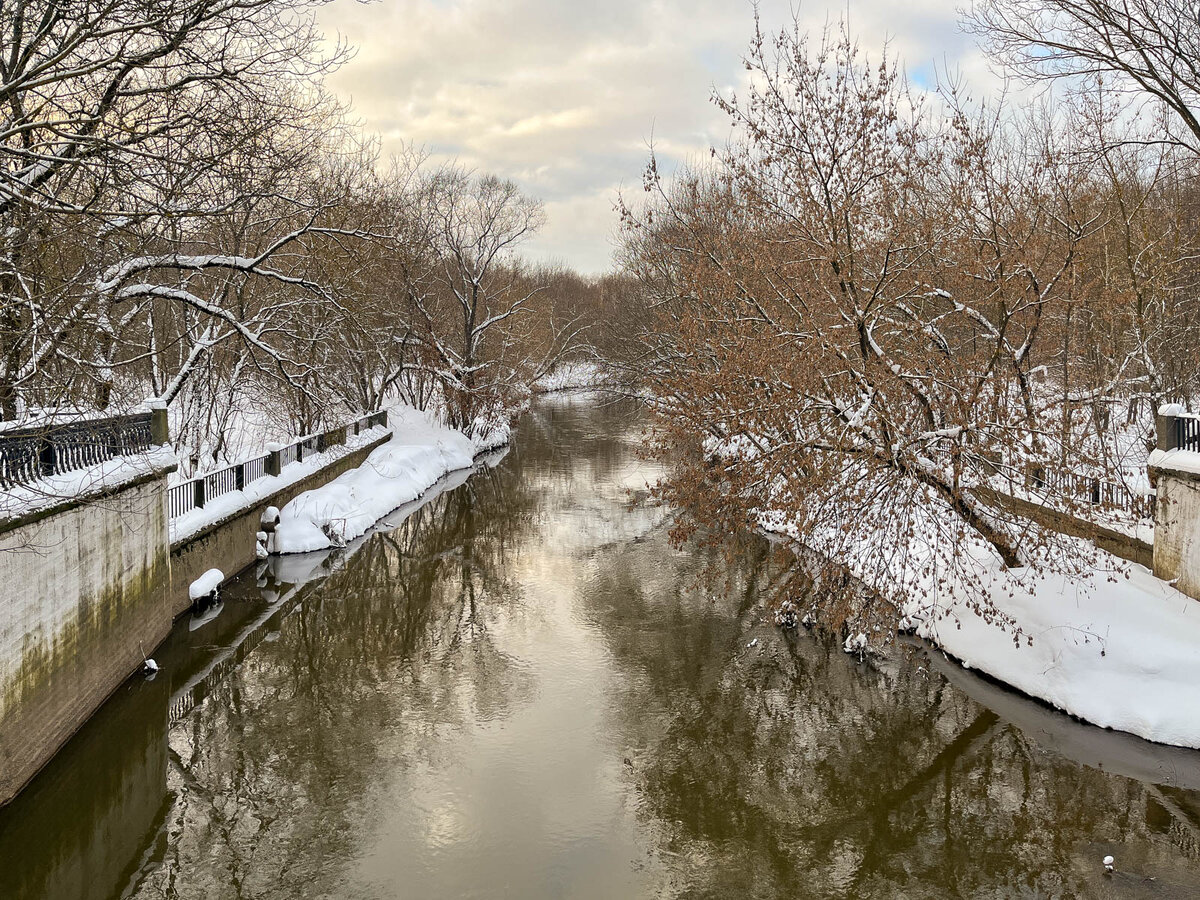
[0,0,624,474]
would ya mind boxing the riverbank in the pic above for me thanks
[272,404,508,554]
[760,505,1200,749]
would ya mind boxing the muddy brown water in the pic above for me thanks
[3,395,1200,899]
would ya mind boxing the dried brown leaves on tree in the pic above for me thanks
[618,17,1195,635]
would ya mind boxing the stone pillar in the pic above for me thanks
[265,443,282,477]
[147,398,169,446]
[1157,408,1180,452]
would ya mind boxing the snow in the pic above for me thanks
[1149,447,1200,477]
[272,404,505,555]
[0,444,176,522]
[168,426,389,543]
[533,362,610,393]
[759,470,1200,748]
[188,568,224,600]
[904,545,1200,748]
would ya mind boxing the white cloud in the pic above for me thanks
[316,0,998,274]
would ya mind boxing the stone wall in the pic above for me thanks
[974,486,1154,569]
[168,432,391,616]
[1151,466,1200,599]
[0,472,173,806]
[0,430,393,808]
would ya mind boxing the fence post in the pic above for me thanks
[193,477,205,510]
[37,436,56,477]
[1157,405,1182,451]
[265,443,281,477]
[235,463,245,491]
[148,398,170,446]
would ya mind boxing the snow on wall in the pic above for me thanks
[272,405,499,555]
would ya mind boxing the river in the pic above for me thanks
[3,395,1200,898]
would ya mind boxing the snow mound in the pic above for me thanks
[273,404,500,555]
[189,568,224,600]
[907,548,1200,748]
[534,362,610,393]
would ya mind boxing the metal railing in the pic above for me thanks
[1175,414,1200,453]
[1025,465,1154,519]
[0,412,155,488]
[927,442,1153,519]
[168,410,388,519]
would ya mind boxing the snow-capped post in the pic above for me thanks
[259,507,281,556]
[1157,404,1183,452]
[265,443,282,477]
[147,398,170,447]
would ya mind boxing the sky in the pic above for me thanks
[315,1,998,275]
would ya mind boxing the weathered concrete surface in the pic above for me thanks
[0,673,168,900]
[0,472,173,807]
[1150,465,1200,600]
[169,432,391,616]
[976,486,1154,570]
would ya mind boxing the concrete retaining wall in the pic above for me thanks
[0,472,173,806]
[168,432,391,617]
[975,486,1154,569]
[0,428,392,808]
[1150,466,1200,599]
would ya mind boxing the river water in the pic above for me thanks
[3,396,1200,899]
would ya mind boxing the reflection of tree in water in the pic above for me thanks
[126,460,541,900]
[584,530,1200,899]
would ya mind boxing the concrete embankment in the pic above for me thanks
[0,466,174,806]
[0,429,391,806]
[169,431,390,617]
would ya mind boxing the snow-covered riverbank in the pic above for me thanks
[905,546,1200,749]
[272,405,507,554]
[762,506,1200,749]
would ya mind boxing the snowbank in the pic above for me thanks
[905,550,1200,748]
[272,404,501,555]
[533,362,610,393]
[169,426,389,543]
[761,491,1200,748]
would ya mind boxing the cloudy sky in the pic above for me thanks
[316,1,997,274]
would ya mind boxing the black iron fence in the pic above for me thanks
[0,412,155,489]
[1174,414,1200,453]
[167,410,388,519]
[1025,464,1155,519]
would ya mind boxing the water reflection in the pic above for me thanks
[1,395,1199,899]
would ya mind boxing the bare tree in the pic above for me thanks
[0,0,355,422]
[620,20,1112,634]
[967,0,1200,154]
[411,168,547,436]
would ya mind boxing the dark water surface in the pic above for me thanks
[4,396,1200,899]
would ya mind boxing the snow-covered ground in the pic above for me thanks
[533,361,611,393]
[271,404,505,555]
[762,499,1200,748]
[904,545,1200,749]
[169,426,390,543]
